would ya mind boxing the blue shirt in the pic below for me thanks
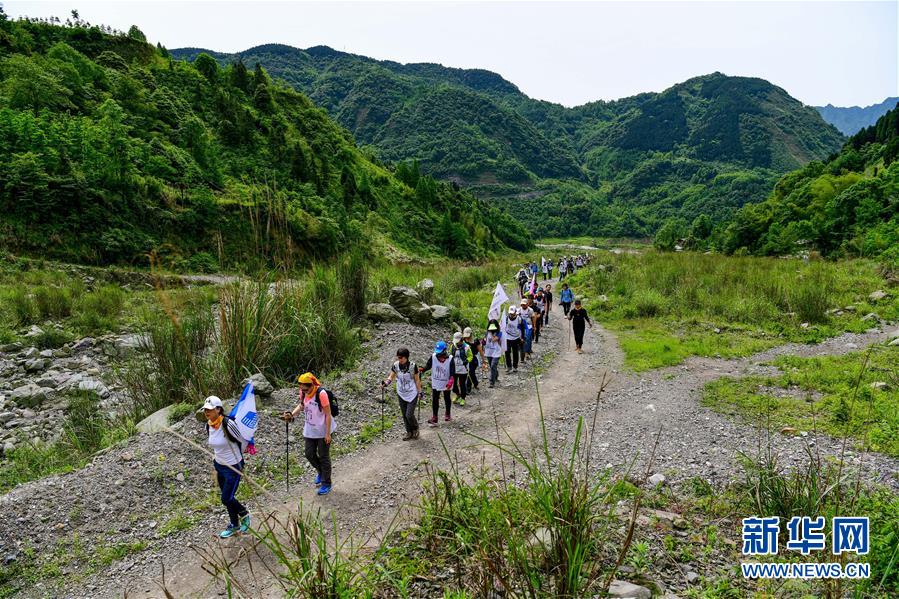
[561,289,574,303]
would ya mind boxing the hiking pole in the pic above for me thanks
[285,419,290,493]
[568,318,572,351]
[380,385,386,441]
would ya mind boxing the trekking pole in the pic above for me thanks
[285,419,290,493]
[380,385,386,441]
[568,318,572,350]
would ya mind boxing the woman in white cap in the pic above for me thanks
[203,396,250,538]
[462,326,485,393]
[449,331,472,406]
[504,306,522,373]
[483,319,503,388]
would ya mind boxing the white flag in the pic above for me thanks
[499,311,508,352]
[488,282,509,321]
[229,381,258,454]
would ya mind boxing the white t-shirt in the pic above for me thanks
[392,361,419,402]
[303,388,337,439]
[430,353,452,389]
[208,419,243,466]
[520,307,535,326]
[484,333,503,358]
[504,315,522,340]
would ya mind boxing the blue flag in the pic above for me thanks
[229,381,258,454]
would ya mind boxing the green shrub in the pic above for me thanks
[630,288,668,317]
[33,285,74,320]
[72,285,124,333]
[4,288,36,326]
[336,249,368,321]
[32,328,73,349]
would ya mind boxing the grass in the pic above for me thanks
[568,250,897,370]
[703,343,899,457]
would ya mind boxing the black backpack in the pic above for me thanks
[206,415,243,447]
[315,387,340,418]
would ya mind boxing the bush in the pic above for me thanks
[72,285,124,333]
[630,288,667,317]
[32,327,73,349]
[336,248,368,321]
[4,287,36,326]
[33,285,74,320]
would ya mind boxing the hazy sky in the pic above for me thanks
[5,1,898,107]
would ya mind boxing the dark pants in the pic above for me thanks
[452,374,467,401]
[397,395,418,434]
[505,338,521,370]
[518,281,527,296]
[215,460,248,527]
[534,316,542,343]
[561,301,571,316]
[573,323,586,348]
[487,356,500,384]
[432,388,451,417]
[304,437,331,485]
[468,359,479,391]
[544,309,550,325]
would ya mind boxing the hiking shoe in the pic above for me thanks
[314,473,322,486]
[457,397,465,407]
[427,416,438,427]
[488,382,494,389]
[444,414,451,422]
[219,525,240,539]
[317,484,332,496]
[513,368,518,373]
[402,432,413,441]
[239,515,251,533]
[412,429,420,439]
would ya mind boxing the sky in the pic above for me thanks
[5,1,898,108]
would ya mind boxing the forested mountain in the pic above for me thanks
[0,16,532,269]
[720,104,899,263]
[816,97,899,135]
[173,44,845,238]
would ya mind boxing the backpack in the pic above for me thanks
[314,387,340,418]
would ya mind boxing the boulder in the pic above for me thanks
[869,290,888,302]
[366,303,409,323]
[24,358,49,373]
[245,373,274,396]
[430,305,452,322]
[136,405,176,434]
[0,412,15,425]
[22,347,39,359]
[416,279,436,302]
[79,378,110,398]
[115,333,147,358]
[388,287,433,324]
[10,384,48,407]
[647,473,666,487]
[23,325,44,338]
[71,337,95,351]
[608,580,652,599]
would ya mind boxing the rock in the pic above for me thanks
[22,347,39,359]
[175,472,185,482]
[246,373,274,396]
[388,287,433,324]
[686,571,701,583]
[845,343,859,350]
[10,384,48,406]
[115,334,146,358]
[71,337,95,351]
[527,526,552,551]
[24,358,49,373]
[0,412,15,425]
[800,322,810,329]
[430,305,452,322]
[3,441,15,454]
[869,290,888,302]
[0,342,23,353]
[366,303,409,323]
[38,349,53,358]
[598,294,609,302]
[890,337,899,347]
[416,279,436,302]
[608,580,652,599]
[23,325,44,338]
[869,381,889,391]
[79,379,110,398]
[861,312,879,322]
[136,405,176,434]
[647,473,666,487]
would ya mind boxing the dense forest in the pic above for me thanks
[0,13,532,270]
[173,44,845,238]
[713,104,899,263]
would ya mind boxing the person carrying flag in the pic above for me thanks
[483,319,503,388]
[204,395,251,538]
[281,372,336,495]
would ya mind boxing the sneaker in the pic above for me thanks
[513,368,518,373]
[317,484,332,496]
[402,432,413,441]
[444,414,451,422]
[488,382,494,389]
[314,473,322,486]
[219,525,240,539]
[452,395,460,405]
[428,416,438,427]
[412,429,420,439]
[457,397,466,407]
[239,515,251,533]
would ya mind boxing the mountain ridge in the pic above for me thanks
[814,97,899,135]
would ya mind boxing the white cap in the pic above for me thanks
[509,306,518,314]
[452,331,463,343]
[462,327,472,338]
[202,396,223,410]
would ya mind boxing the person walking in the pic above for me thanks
[532,291,546,344]
[504,306,523,373]
[547,258,554,280]
[420,341,455,425]
[281,372,336,495]
[516,266,529,298]
[449,332,472,406]
[381,347,422,440]
[543,284,553,325]
[519,298,536,361]
[542,259,549,281]
[560,283,574,316]
[568,299,593,353]
[559,257,568,281]
[462,327,485,394]
[483,319,503,388]
[204,396,250,538]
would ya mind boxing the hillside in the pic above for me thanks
[816,97,899,135]
[0,20,532,270]
[721,103,899,263]
[172,45,844,237]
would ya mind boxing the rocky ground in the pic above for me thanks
[3,276,897,598]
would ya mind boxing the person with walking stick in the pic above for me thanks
[568,299,593,354]
[281,372,336,496]
[381,347,422,440]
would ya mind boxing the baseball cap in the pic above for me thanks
[462,327,472,337]
[202,396,223,410]
[452,332,463,343]
[435,340,448,353]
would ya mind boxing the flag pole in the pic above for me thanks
[380,385,386,440]
[285,419,290,493]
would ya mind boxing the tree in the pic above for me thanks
[127,25,146,42]
[653,217,687,251]
[194,53,218,83]
[229,59,249,92]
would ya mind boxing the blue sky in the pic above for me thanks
[5,1,897,107]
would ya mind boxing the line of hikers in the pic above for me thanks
[516,254,590,294]
[204,260,592,537]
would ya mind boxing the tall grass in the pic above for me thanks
[218,280,283,390]
[336,248,368,321]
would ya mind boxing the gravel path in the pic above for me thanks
[9,279,898,598]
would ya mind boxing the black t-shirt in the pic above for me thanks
[544,291,553,304]
[569,307,591,326]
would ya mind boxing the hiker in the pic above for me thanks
[516,266,529,297]
[547,258,554,280]
[381,347,422,440]
[542,259,549,281]
[533,291,545,344]
[483,319,503,388]
[450,332,472,406]
[530,261,539,280]
[504,306,523,373]
[204,396,251,538]
[281,372,335,495]
[420,341,455,425]
[519,298,536,361]
[543,284,553,325]
[462,327,485,393]
[568,299,593,353]
[559,258,568,281]
[560,283,574,316]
